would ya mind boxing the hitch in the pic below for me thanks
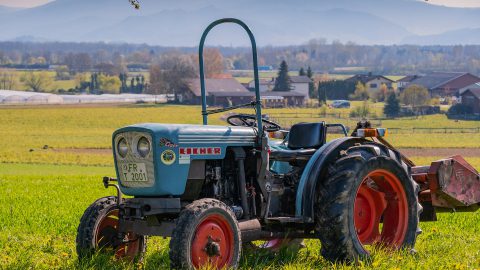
[103,176,122,206]
[412,155,480,212]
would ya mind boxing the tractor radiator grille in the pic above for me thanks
[114,132,155,188]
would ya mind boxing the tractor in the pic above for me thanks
[76,18,480,269]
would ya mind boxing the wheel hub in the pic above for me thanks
[205,238,221,257]
[354,170,409,247]
[191,214,234,268]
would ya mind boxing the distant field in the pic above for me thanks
[1,103,479,166]
[1,104,480,269]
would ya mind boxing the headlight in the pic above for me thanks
[117,137,128,158]
[137,137,151,157]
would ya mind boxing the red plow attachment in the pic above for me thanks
[412,155,480,220]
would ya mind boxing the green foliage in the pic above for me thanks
[400,84,430,107]
[349,100,372,118]
[273,60,291,91]
[384,92,400,118]
[55,65,70,80]
[306,66,316,99]
[350,82,369,101]
[20,71,53,92]
[317,80,356,101]
[97,74,121,94]
[298,67,305,76]
[448,103,473,115]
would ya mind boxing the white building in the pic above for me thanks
[247,76,312,99]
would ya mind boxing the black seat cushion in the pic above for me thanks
[288,122,326,150]
[269,148,317,162]
[270,122,326,163]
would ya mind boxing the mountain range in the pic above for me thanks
[0,0,479,46]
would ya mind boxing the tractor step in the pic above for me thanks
[265,217,304,224]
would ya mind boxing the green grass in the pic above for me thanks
[1,104,480,269]
[0,163,479,269]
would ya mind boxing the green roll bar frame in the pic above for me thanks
[198,18,263,135]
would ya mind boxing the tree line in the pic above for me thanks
[1,41,480,75]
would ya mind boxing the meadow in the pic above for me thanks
[0,104,479,269]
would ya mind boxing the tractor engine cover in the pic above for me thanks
[428,155,480,208]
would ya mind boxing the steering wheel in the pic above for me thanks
[227,114,281,132]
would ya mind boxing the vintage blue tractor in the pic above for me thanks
[76,19,480,269]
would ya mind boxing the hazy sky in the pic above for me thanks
[1,0,480,8]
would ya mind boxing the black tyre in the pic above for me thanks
[76,196,145,262]
[169,198,242,269]
[315,144,421,262]
[243,238,304,256]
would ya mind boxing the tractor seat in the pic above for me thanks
[270,122,326,163]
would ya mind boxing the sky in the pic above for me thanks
[1,0,480,8]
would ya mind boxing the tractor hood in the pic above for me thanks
[112,123,257,196]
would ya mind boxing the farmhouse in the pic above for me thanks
[459,82,480,95]
[209,91,306,108]
[397,75,420,91]
[290,76,312,99]
[247,75,312,98]
[460,88,480,114]
[247,78,275,92]
[345,73,394,91]
[409,72,480,97]
[184,78,250,104]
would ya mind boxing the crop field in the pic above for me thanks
[1,104,480,269]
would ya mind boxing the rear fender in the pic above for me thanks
[295,137,369,222]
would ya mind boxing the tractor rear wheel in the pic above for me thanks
[169,198,242,269]
[315,144,421,262]
[76,196,145,262]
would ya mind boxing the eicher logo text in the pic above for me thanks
[179,147,221,155]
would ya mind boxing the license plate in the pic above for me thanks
[120,163,149,182]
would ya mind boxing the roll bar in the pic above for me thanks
[198,18,263,135]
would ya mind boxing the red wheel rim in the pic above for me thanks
[95,209,141,260]
[191,214,234,269]
[354,169,408,247]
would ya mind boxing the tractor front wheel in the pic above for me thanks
[315,145,421,262]
[76,196,145,262]
[169,198,242,269]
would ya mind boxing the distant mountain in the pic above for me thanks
[403,28,480,45]
[0,0,479,46]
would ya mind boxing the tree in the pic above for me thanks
[306,66,316,98]
[317,82,327,105]
[74,73,89,91]
[383,91,400,118]
[400,84,429,108]
[317,80,355,100]
[196,48,224,78]
[273,60,291,91]
[0,68,17,90]
[148,55,197,100]
[20,71,52,92]
[349,82,369,100]
[97,74,121,94]
[298,67,305,76]
[55,65,70,80]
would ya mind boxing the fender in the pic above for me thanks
[295,137,369,222]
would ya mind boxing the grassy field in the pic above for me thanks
[1,104,480,269]
[6,70,77,92]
